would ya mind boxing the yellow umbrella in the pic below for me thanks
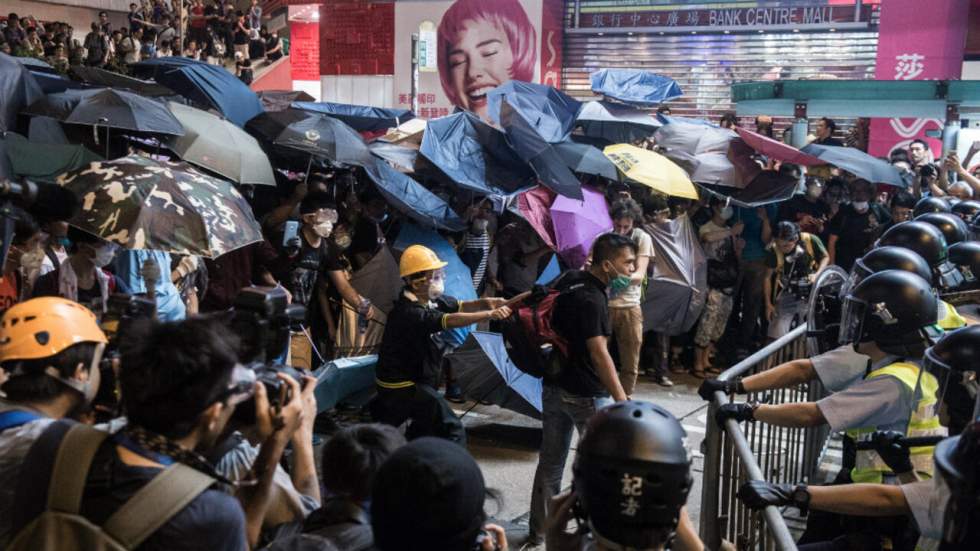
[603,143,699,199]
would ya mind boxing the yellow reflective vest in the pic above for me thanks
[845,361,946,484]
[937,300,967,331]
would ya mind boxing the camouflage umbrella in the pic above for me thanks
[55,155,262,258]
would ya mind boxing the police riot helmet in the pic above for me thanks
[878,221,964,291]
[972,212,980,241]
[914,196,952,217]
[839,270,939,355]
[924,325,980,436]
[852,246,933,288]
[949,242,980,290]
[916,212,969,246]
[950,200,980,222]
[573,401,692,551]
[934,422,980,549]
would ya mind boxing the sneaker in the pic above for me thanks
[444,384,465,403]
[654,375,674,387]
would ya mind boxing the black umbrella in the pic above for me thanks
[246,109,372,170]
[23,88,184,136]
[70,65,174,97]
[0,52,44,132]
[498,98,583,200]
[698,171,800,208]
[446,331,542,419]
[554,140,619,181]
[576,100,661,145]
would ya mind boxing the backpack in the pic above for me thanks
[500,282,574,379]
[8,423,216,551]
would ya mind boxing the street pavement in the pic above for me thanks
[453,371,710,546]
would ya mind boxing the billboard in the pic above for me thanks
[393,0,562,120]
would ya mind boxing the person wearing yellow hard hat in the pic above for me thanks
[371,244,512,444]
[0,297,108,546]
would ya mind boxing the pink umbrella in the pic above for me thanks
[735,127,823,166]
[517,186,557,250]
[551,186,613,269]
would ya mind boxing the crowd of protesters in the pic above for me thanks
[1,1,283,77]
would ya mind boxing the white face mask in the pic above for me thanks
[312,221,333,238]
[719,206,734,220]
[428,274,445,300]
[93,243,117,268]
[852,201,870,212]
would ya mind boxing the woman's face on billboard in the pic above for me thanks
[447,19,514,120]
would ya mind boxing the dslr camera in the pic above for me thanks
[93,294,158,422]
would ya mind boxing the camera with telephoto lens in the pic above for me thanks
[789,276,814,300]
[228,286,307,425]
[92,294,158,422]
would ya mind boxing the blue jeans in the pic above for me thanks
[528,384,612,540]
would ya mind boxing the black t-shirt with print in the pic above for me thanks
[282,232,343,309]
[375,293,460,386]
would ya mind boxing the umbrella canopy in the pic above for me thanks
[487,81,582,143]
[699,171,800,208]
[369,141,419,173]
[590,69,682,107]
[17,59,77,94]
[550,186,613,269]
[655,119,761,188]
[270,111,373,168]
[28,116,69,144]
[554,141,619,181]
[419,111,535,195]
[293,101,414,133]
[603,144,698,199]
[576,100,662,145]
[343,248,403,356]
[0,52,44,132]
[447,331,542,418]
[517,186,558,250]
[24,88,184,136]
[166,101,275,186]
[2,132,102,183]
[133,57,262,127]
[257,90,315,112]
[55,155,262,258]
[641,215,707,335]
[800,143,906,187]
[734,127,823,166]
[499,98,583,200]
[363,158,466,232]
[70,65,174,96]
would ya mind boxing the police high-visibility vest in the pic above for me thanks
[845,361,946,484]
[937,300,967,331]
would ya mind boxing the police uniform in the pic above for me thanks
[900,479,946,550]
[810,344,871,393]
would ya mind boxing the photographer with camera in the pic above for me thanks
[763,221,828,342]
[372,245,511,445]
[9,317,308,550]
[0,297,107,547]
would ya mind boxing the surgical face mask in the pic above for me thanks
[427,273,445,300]
[852,201,869,213]
[93,243,117,268]
[54,236,71,248]
[605,261,632,293]
[719,206,734,220]
[312,220,333,238]
[471,218,489,233]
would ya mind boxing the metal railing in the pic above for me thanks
[700,324,829,551]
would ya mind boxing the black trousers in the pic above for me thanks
[371,384,466,446]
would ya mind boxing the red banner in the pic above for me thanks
[290,21,320,81]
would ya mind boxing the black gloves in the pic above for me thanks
[738,481,809,513]
[869,431,914,474]
[698,378,745,401]
[714,403,755,427]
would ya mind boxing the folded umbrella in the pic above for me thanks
[517,186,557,250]
[487,80,582,143]
[2,132,102,183]
[698,171,800,208]
[590,69,682,107]
[55,155,262,258]
[555,141,619,181]
[257,89,314,112]
[603,144,698,199]
[24,88,184,136]
[446,331,542,419]
[641,215,707,335]
[363,158,466,232]
[419,111,535,195]
[576,100,661,145]
[550,186,613,269]
[735,127,823,166]
[0,52,44,132]
[499,98,583,200]
[800,143,906,187]
[655,119,761,188]
[166,101,275,186]
[293,101,414,133]
[70,65,174,97]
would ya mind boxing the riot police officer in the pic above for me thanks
[913,196,951,218]
[915,212,969,246]
[949,199,980,223]
[878,220,965,294]
[949,241,980,291]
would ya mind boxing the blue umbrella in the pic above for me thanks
[363,158,466,232]
[800,143,906,188]
[369,141,418,173]
[536,254,562,285]
[487,80,581,143]
[419,111,535,195]
[0,52,44,132]
[133,57,262,127]
[498,98,583,200]
[293,101,414,133]
[576,100,661,145]
[554,140,619,181]
[590,69,682,107]
[393,222,477,346]
[446,331,542,418]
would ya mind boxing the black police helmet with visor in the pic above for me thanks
[915,212,969,246]
[878,221,964,292]
[572,401,692,551]
[950,199,980,222]
[924,325,980,436]
[849,246,933,294]
[838,270,939,357]
[971,211,980,241]
[948,241,980,291]
[913,196,952,218]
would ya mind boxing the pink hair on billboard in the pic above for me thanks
[437,0,537,107]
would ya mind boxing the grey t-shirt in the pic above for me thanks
[0,412,54,547]
[901,479,944,550]
[810,344,870,393]
[816,376,912,433]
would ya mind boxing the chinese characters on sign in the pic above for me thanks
[620,473,643,517]
[582,5,870,30]
[893,53,925,80]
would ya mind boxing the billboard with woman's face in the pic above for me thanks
[394,0,561,121]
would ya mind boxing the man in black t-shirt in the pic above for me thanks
[372,245,510,444]
[827,179,891,271]
[778,177,831,239]
[527,233,632,545]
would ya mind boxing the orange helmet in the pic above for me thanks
[0,297,108,362]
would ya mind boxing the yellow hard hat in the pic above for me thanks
[399,245,448,278]
[0,297,108,362]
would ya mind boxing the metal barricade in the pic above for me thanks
[700,324,827,551]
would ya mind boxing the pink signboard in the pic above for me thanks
[868,0,970,158]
